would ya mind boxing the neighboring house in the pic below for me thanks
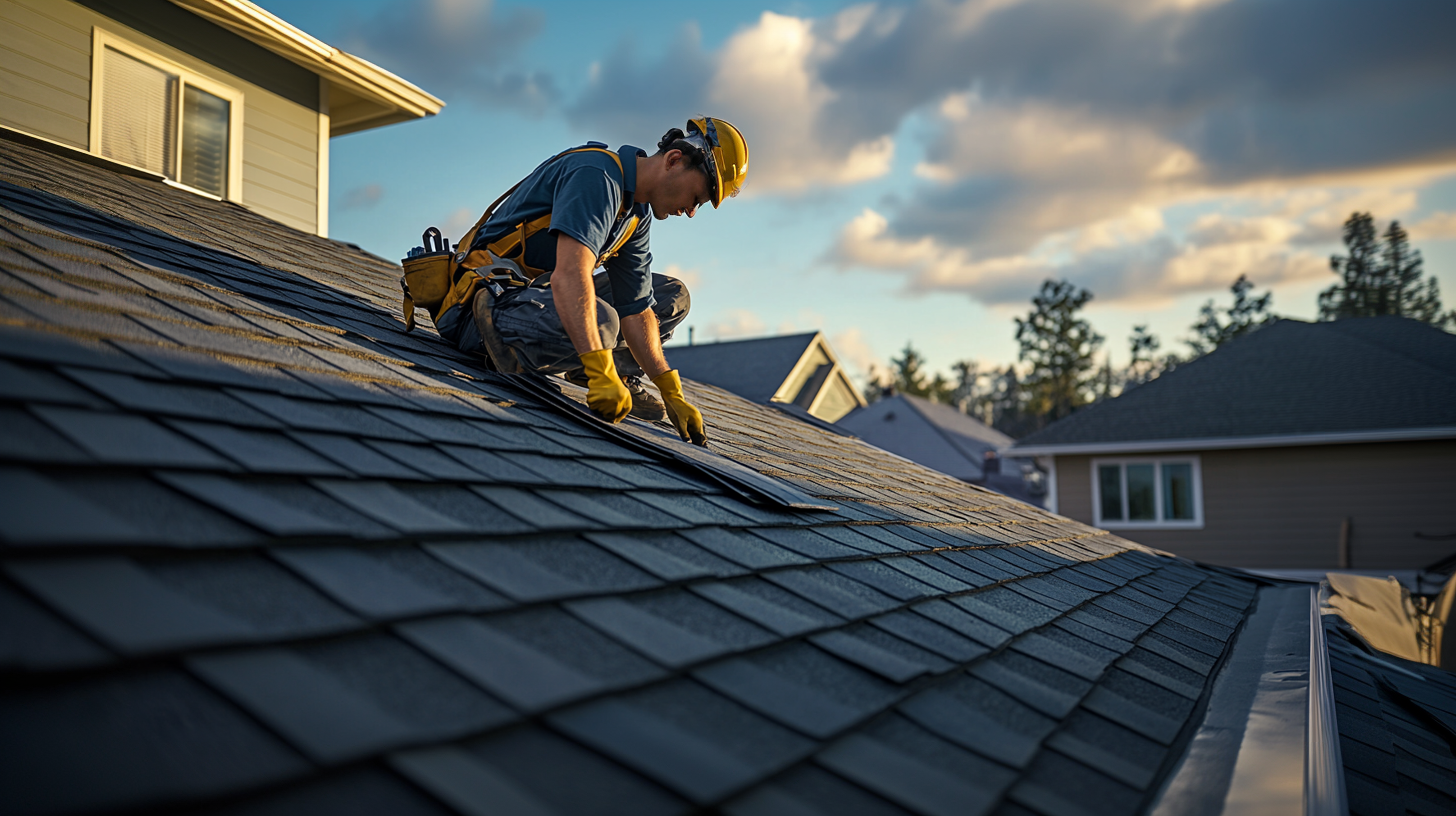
[1012,317,1456,570]
[0,0,441,235]
[2,109,1456,816]
[665,331,866,422]
[836,392,1043,506]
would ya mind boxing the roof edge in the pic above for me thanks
[1010,425,1456,456]
[168,0,443,130]
[1307,588,1348,816]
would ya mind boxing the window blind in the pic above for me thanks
[100,47,177,178]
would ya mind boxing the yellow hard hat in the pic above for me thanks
[687,116,748,208]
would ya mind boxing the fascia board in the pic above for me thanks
[1009,425,1456,457]
[168,0,443,122]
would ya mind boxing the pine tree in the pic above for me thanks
[1124,324,1162,389]
[1188,274,1275,357]
[889,343,952,403]
[1014,279,1104,426]
[1319,213,1452,327]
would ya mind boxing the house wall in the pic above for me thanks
[1055,440,1456,569]
[0,0,322,233]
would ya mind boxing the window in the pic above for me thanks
[1092,457,1203,529]
[90,30,243,200]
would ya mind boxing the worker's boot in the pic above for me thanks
[471,288,524,374]
[564,368,666,422]
[623,374,666,423]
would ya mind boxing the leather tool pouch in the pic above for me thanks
[399,227,455,332]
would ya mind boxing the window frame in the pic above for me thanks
[1090,455,1204,530]
[88,28,244,202]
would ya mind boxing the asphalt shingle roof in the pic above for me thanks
[838,394,1014,482]
[1016,317,1456,449]
[665,332,820,404]
[1325,620,1456,816]
[0,136,1269,815]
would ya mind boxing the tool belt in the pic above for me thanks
[399,147,640,333]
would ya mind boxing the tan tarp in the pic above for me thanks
[1325,573,1455,666]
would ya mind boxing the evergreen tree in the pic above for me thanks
[1319,213,1452,327]
[1124,324,1163,389]
[1188,274,1275,357]
[889,343,952,403]
[1014,279,1104,427]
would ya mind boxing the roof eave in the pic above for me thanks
[168,0,444,133]
[1009,425,1456,457]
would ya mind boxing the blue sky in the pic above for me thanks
[260,0,1456,386]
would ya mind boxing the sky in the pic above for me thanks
[259,0,1456,387]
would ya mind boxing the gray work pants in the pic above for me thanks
[442,273,690,377]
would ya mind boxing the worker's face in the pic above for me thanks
[652,150,713,220]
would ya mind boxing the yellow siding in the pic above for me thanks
[0,0,91,146]
[0,0,319,232]
[1055,440,1456,569]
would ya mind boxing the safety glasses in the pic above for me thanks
[695,119,721,200]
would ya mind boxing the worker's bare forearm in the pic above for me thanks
[622,310,670,380]
[552,233,601,355]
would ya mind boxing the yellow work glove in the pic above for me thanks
[579,348,632,423]
[652,370,707,446]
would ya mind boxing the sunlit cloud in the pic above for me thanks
[703,308,767,340]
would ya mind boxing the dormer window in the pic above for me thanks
[90,30,243,200]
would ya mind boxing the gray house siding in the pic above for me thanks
[1055,439,1456,569]
[0,0,321,233]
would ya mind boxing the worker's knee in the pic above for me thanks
[595,298,621,348]
[651,273,691,324]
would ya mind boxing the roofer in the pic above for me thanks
[433,117,748,447]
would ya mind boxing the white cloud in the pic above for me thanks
[440,207,478,245]
[340,184,383,211]
[704,308,766,340]
[829,326,877,381]
[706,12,897,193]
[1409,211,1456,241]
[659,263,701,290]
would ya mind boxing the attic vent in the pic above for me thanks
[94,35,239,199]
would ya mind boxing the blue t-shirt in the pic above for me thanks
[473,143,655,317]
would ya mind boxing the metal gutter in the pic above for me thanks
[1149,585,1315,816]
[1009,425,1456,457]
[1307,587,1349,816]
